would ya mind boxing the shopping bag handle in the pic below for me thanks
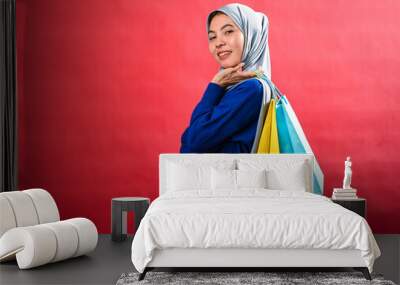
[256,73,285,102]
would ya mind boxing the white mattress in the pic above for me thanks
[131,189,380,273]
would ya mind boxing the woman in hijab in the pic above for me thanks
[180,3,272,153]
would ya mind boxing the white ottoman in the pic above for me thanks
[0,189,98,269]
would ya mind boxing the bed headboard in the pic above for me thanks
[159,153,316,195]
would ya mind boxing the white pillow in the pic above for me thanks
[211,168,268,190]
[236,169,268,188]
[237,159,310,192]
[166,162,210,191]
[211,168,236,190]
[266,168,307,191]
[166,160,235,192]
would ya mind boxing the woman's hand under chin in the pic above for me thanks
[211,63,262,88]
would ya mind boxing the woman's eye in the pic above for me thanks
[209,30,233,41]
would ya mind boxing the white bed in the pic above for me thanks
[131,154,380,281]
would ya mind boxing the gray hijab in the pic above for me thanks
[206,3,273,152]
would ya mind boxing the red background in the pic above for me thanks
[16,0,400,233]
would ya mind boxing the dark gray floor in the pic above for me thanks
[0,235,135,285]
[0,234,399,285]
[374,235,400,284]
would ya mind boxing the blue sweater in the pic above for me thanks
[180,79,263,153]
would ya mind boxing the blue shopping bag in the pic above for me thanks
[276,97,305,153]
[278,95,324,195]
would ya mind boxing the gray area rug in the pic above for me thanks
[116,271,396,285]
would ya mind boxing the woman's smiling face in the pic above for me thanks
[208,13,244,69]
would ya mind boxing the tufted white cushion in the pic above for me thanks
[0,196,17,237]
[65,218,98,257]
[0,225,56,267]
[1,191,40,227]
[0,189,98,269]
[23,188,60,224]
[42,221,79,262]
[0,218,97,269]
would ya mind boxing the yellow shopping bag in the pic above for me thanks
[257,99,280,153]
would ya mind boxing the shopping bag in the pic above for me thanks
[276,97,305,153]
[257,98,280,153]
[251,74,324,194]
[277,95,324,195]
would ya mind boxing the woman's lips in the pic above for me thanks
[218,51,232,60]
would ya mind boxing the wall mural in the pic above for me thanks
[179,3,323,194]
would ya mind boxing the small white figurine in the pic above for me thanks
[342,156,352,189]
